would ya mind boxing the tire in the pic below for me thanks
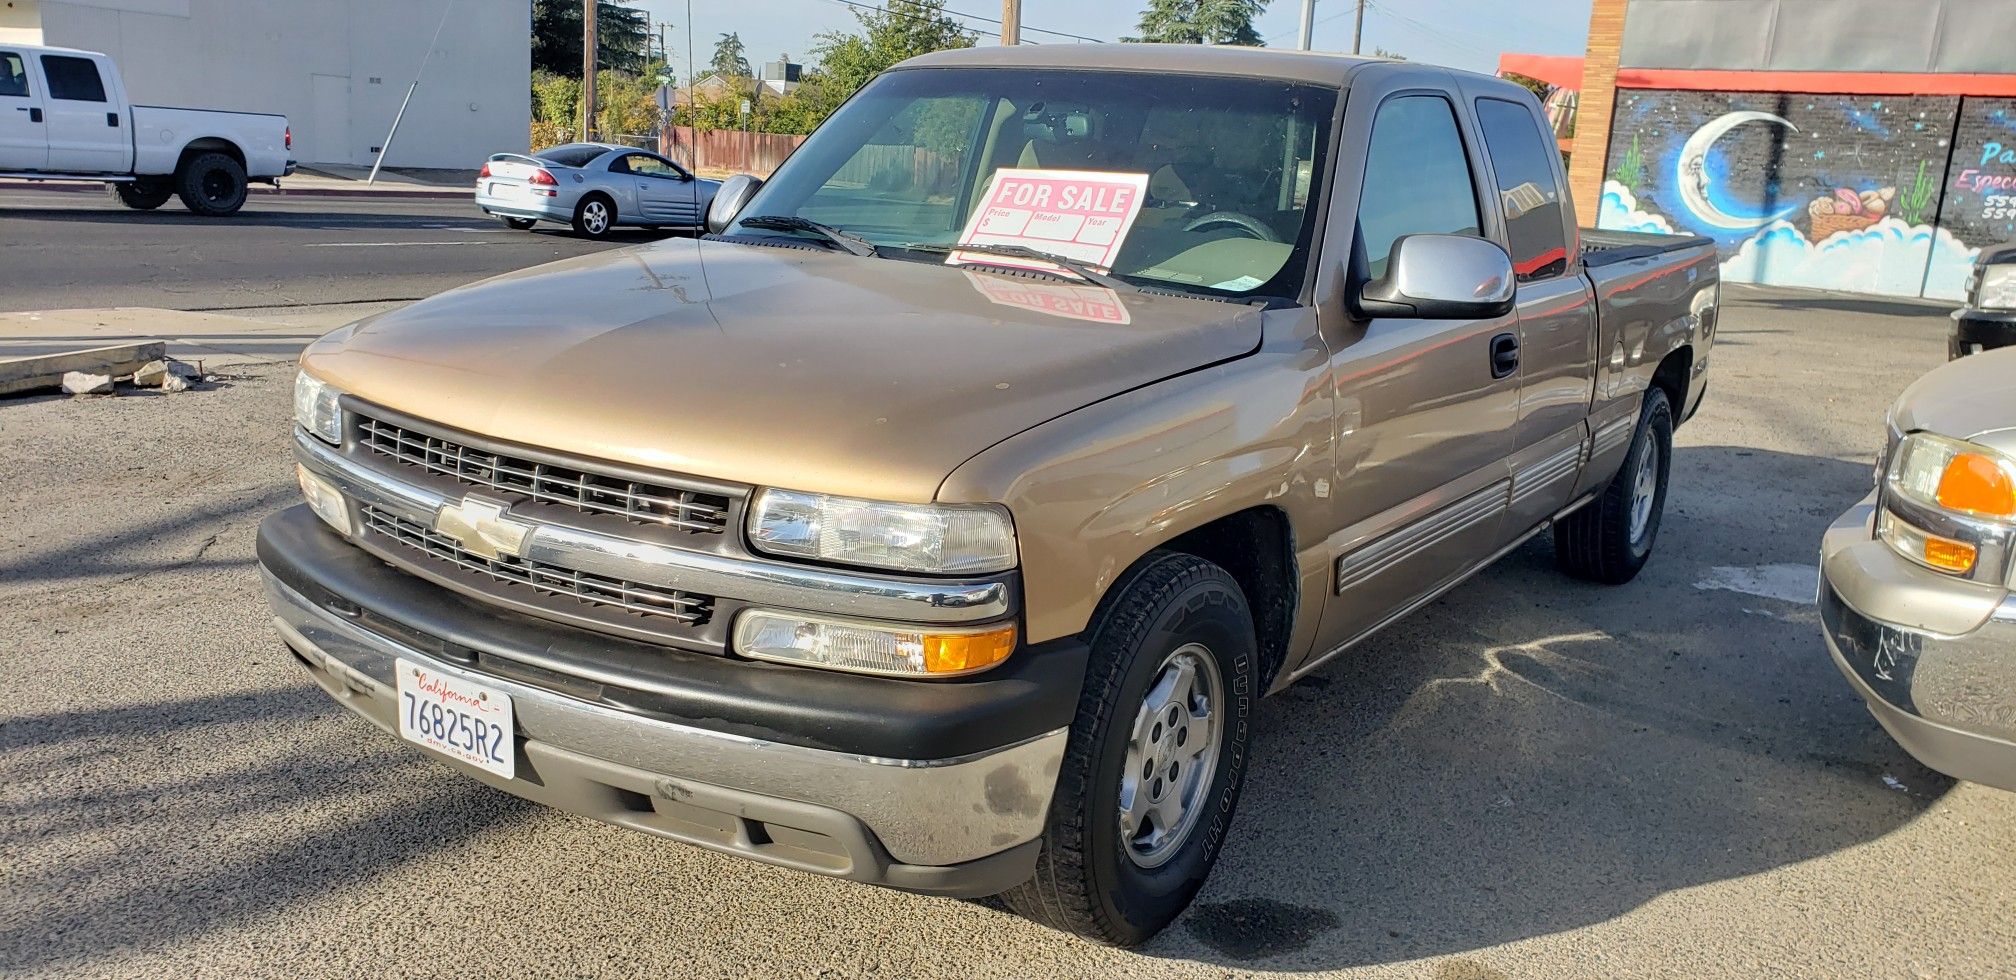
[498,215,537,230]
[1000,551,1258,945]
[174,152,248,216]
[571,194,615,238]
[1554,387,1674,584]
[109,180,172,210]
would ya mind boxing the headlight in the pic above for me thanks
[1976,264,2016,311]
[1881,432,2016,575]
[293,370,343,445]
[747,489,1016,575]
[734,610,1016,677]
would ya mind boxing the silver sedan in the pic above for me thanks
[475,143,721,239]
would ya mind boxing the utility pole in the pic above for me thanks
[1297,0,1314,50]
[582,0,598,142]
[1352,0,1365,55]
[1001,0,1020,45]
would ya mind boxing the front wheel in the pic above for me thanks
[571,195,615,239]
[1554,386,1674,584]
[1000,551,1257,946]
[109,180,173,210]
[174,152,248,216]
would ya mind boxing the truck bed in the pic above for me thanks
[1581,228,1715,268]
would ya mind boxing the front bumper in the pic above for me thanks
[1819,497,2016,791]
[258,506,1081,895]
[1950,307,2016,359]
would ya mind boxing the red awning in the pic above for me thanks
[1497,54,1584,92]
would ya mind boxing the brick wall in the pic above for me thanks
[1568,0,1628,222]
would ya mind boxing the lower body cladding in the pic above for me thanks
[1820,497,2016,792]
[257,507,1087,897]
[474,190,572,224]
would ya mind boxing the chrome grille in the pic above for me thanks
[360,505,713,626]
[355,415,729,534]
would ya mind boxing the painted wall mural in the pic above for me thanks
[1596,89,2014,301]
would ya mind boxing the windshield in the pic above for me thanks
[730,67,1338,301]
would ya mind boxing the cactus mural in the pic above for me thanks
[1596,89,2006,301]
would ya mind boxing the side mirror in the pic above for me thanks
[705,174,763,235]
[1355,234,1516,319]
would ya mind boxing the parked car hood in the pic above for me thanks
[1892,346,2016,456]
[301,238,1263,501]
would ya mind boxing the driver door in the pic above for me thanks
[623,153,698,226]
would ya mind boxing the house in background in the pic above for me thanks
[1566,0,2016,300]
[0,0,529,169]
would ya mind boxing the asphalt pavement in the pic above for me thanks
[0,189,651,314]
[1,196,2012,977]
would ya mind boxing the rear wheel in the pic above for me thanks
[109,180,173,210]
[175,152,248,216]
[1554,387,1673,584]
[1000,551,1257,945]
[571,195,615,239]
[498,215,537,230]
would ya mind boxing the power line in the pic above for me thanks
[817,0,1105,44]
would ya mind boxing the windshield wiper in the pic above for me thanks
[900,242,1138,293]
[735,215,878,257]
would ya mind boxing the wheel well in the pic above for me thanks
[1147,507,1297,690]
[178,138,245,171]
[1651,346,1691,424]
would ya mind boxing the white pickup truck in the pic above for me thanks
[0,44,292,215]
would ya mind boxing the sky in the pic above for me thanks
[629,0,1595,80]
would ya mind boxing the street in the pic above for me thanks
[0,190,646,314]
[1,190,2011,977]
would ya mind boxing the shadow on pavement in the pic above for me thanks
[1129,446,1945,970]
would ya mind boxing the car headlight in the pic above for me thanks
[1976,264,2016,311]
[293,370,343,445]
[734,610,1017,677]
[1881,432,2016,574]
[747,489,1016,575]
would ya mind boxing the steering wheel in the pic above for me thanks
[1181,211,1282,243]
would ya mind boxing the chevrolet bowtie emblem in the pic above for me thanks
[433,497,534,561]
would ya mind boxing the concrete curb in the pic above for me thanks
[0,179,470,201]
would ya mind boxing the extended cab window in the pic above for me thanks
[40,55,106,102]
[1357,95,1480,280]
[0,53,27,98]
[1474,98,1569,281]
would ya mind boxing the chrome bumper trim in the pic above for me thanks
[295,428,1014,624]
[265,569,1064,866]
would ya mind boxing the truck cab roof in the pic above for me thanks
[896,42,1524,95]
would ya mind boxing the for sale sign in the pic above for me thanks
[951,169,1151,275]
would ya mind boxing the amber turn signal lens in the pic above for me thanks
[923,625,1018,673]
[1923,536,1978,574]
[1935,453,2016,518]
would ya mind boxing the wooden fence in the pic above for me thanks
[662,127,806,176]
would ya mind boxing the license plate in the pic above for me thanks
[396,658,515,779]
[487,181,512,197]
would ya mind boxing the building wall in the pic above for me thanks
[1596,89,2016,299]
[12,0,527,168]
[1621,0,2016,73]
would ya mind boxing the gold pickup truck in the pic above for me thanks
[261,45,1717,944]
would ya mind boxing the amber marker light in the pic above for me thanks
[1934,452,2016,519]
[923,626,1019,673]
[1921,536,1979,574]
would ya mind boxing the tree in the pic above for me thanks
[532,0,651,76]
[1372,46,1406,61]
[790,0,977,125]
[711,32,752,79]
[1129,0,1269,46]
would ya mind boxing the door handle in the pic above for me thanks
[21,106,41,122]
[107,112,119,127]
[1489,332,1520,379]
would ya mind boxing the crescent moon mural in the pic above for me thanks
[1676,111,1802,231]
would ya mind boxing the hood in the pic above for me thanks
[301,238,1261,501]
[1892,346,2016,455]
